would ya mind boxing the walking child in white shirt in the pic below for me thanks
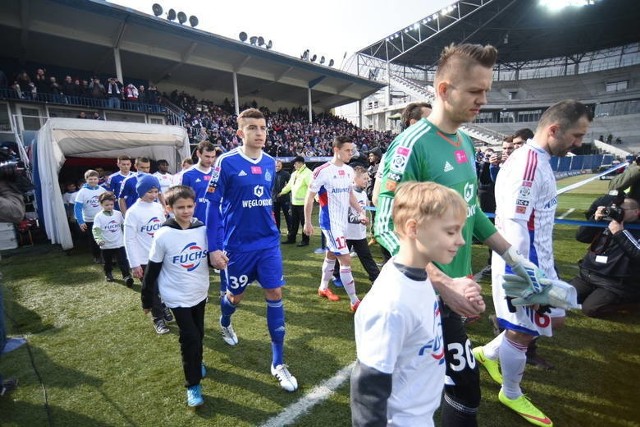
[92,192,134,286]
[351,182,472,426]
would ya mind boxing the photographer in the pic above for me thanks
[570,196,640,317]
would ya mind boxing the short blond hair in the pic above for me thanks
[84,169,99,179]
[435,43,497,84]
[392,182,467,236]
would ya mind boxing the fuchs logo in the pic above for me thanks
[418,301,445,364]
[105,220,120,233]
[89,195,100,208]
[140,217,162,235]
[172,242,208,271]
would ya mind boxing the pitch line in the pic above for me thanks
[558,208,575,219]
[259,362,355,427]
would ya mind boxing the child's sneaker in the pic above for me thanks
[124,276,134,288]
[105,273,114,282]
[350,300,361,312]
[163,306,174,322]
[271,364,298,392]
[331,276,343,288]
[154,318,170,335]
[186,384,204,407]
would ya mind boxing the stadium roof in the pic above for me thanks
[358,0,640,68]
[0,0,385,111]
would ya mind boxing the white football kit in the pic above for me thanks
[309,161,355,255]
[492,141,559,336]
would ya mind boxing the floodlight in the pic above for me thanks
[249,36,258,45]
[152,3,163,16]
[258,36,265,46]
[266,40,273,49]
[310,54,317,62]
[320,56,325,64]
[239,32,248,42]
[177,11,187,24]
[328,59,334,67]
[167,9,176,21]
[189,15,198,27]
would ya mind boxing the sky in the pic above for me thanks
[107,0,453,69]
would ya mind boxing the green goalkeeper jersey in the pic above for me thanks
[374,118,497,278]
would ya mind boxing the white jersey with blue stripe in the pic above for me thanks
[206,148,279,252]
[309,161,354,233]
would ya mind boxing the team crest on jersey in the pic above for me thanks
[265,169,272,182]
[172,242,208,271]
[140,217,162,236]
[253,185,264,197]
[454,150,468,164]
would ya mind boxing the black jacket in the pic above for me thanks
[576,220,640,292]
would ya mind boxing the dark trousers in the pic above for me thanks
[84,222,101,259]
[101,247,130,278]
[333,238,380,282]
[273,198,292,234]
[172,298,207,387]
[140,264,166,321]
[287,205,308,244]
[571,269,640,317]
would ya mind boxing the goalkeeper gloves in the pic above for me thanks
[502,274,581,310]
[500,246,549,298]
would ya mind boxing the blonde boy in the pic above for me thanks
[351,182,475,426]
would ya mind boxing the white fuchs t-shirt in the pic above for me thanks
[93,210,124,249]
[355,260,445,426]
[148,222,210,308]
[75,186,107,222]
[153,171,174,194]
[345,188,368,240]
[123,200,166,268]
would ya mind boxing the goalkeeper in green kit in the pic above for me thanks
[374,43,556,426]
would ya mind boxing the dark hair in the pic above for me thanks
[401,102,432,128]
[537,100,593,133]
[156,159,169,166]
[136,156,151,164]
[196,140,215,154]
[99,191,116,204]
[165,185,196,207]
[333,135,353,148]
[293,156,305,164]
[514,128,534,141]
[117,155,131,162]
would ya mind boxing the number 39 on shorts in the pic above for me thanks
[227,274,249,290]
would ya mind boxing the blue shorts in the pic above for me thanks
[224,246,285,295]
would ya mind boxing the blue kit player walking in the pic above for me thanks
[206,108,298,392]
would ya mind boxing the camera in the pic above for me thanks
[602,205,625,222]
[0,160,20,181]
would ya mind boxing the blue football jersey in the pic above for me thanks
[105,172,131,210]
[119,173,140,209]
[206,148,278,252]
[181,166,212,223]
